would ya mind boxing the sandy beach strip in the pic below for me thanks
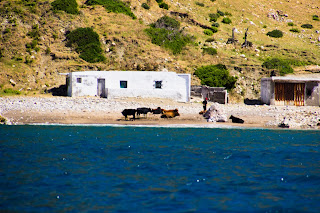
[0,96,319,129]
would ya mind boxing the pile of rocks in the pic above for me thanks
[203,103,228,122]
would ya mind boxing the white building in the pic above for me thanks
[66,71,191,102]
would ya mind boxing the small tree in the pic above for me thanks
[194,64,237,90]
[301,24,313,29]
[266,29,283,38]
[66,27,105,63]
[145,16,193,54]
[52,0,79,14]
[204,29,213,36]
[154,16,180,31]
[312,15,319,21]
[222,17,231,24]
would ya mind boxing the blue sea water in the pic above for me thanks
[0,125,319,213]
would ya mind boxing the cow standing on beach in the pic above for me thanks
[137,107,152,117]
[152,107,163,114]
[161,109,180,118]
[122,109,137,120]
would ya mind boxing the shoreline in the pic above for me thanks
[0,96,319,130]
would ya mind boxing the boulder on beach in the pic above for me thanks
[203,102,227,122]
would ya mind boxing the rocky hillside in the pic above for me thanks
[0,0,319,102]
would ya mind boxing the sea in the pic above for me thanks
[0,125,319,213]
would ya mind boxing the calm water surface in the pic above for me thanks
[0,125,319,212]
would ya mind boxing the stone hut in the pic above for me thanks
[191,85,228,104]
[261,76,320,106]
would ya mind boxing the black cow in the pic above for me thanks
[229,115,244,124]
[152,107,163,114]
[136,107,152,117]
[122,109,136,120]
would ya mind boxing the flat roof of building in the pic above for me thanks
[262,76,320,83]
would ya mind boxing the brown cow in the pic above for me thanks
[161,109,180,118]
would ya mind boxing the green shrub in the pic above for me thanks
[15,57,23,61]
[209,13,220,22]
[266,29,283,38]
[4,28,11,34]
[204,29,213,36]
[285,58,312,67]
[313,15,319,21]
[66,27,105,63]
[210,26,218,33]
[202,47,217,55]
[195,2,205,7]
[156,0,163,3]
[158,2,169,10]
[27,24,40,40]
[52,0,79,14]
[145,16,193,54]
[222,17,232,24]
[3,88,21,95]
[288,22,294,26]
[85,0,136,19]
[45,47,51,55]
[289,28,300,33]
[145,28,192,54]
[79,43,105,63]
[141,3,150,10]
[24,56,33,64]
[262,58,293,76]
[154,16,180,31]
[212,22,220,28]
[263,25,267,28]
[301,24,313,29]
[224,12,232,16]
[194,64,237,90]
[205,38,215,42]
[52,33,58,40]
[217,10,224,16]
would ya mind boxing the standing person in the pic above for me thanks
[203,98,208,111]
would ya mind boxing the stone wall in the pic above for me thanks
[191,85,228,104]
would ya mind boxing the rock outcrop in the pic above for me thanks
[203,103,228,122]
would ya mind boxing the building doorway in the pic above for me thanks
[275,83,305,106]
[97,79,106,97]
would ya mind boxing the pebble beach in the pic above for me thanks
[0,96,319,129]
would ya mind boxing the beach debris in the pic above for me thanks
[0,115,11,125]
[203,102,227,122]
[278,122,289,128]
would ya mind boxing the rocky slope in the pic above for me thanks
[0,0,319,101]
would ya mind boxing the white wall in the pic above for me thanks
[260,78,272,105]
[68,71,190,102]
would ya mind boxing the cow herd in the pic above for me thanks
[121,107,180,120]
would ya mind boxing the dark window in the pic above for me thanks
[120,81,127,88]
[77,78,82,83]
[155,81,162,89]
